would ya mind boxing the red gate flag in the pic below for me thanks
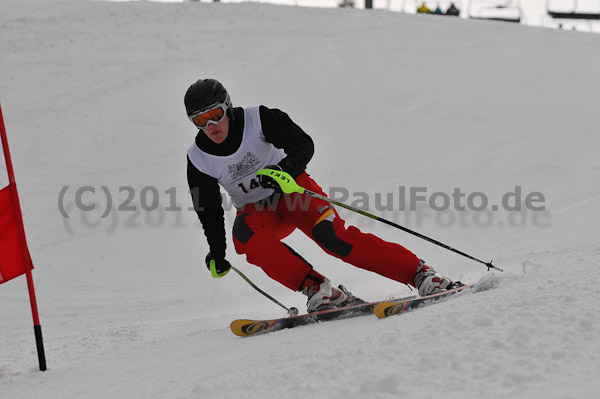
[0,183,33,284]
[0,100,46,371]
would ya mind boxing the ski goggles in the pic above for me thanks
[188,95,231,129]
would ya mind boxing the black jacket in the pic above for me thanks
[186,106,314,259]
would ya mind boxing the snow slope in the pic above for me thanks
[1,1,599,398]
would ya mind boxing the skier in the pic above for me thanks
[185,78,460,313]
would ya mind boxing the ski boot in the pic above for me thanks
[304,278,349,313]
[413,260,462,297]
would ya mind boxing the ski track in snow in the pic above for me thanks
[1,1,600,398]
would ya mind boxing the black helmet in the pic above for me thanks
[184,78,233,121]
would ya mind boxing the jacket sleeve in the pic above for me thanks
[259,106,314,178]
[187,156,227,259]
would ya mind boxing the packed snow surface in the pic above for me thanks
[1,1,599,398]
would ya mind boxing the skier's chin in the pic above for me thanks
[207,130,226,143]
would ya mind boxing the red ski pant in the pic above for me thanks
[232,173,421,291]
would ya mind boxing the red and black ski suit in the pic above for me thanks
[187,106,421,292]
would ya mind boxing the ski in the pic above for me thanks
[230,284,480,336]
[230,293,417,337]
[373,283,474,319]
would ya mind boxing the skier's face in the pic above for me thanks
[203,116,229,144]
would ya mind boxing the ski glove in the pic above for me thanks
[257,164,283,192]
[205,252,231,278]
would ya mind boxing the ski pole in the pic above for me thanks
[231,266,299,316]
[257,169,503,273]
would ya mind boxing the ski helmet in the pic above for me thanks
[184,78,234,126]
